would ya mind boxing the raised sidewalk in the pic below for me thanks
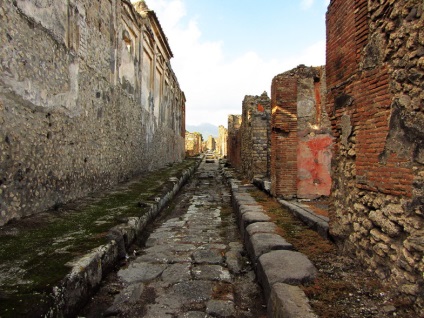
[222,165,319,318]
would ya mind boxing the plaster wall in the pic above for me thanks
[0,0,185,225]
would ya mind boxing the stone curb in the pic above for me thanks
[278,199,329,239]
[268,283,318,318]
[47,161,201,317]
[221,165,317,318]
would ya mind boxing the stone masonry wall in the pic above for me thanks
[326,0,423,306]
[0,0,185,225]
[185,131,202,157]
[227,115,242,169]
[217,125,228,157]
[271,65,331,199]
[240,92,271,181]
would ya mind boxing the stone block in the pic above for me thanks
[268,283,318,318]
[240,212,271,237]
[246,233,293,261]
[246,222,278,237]
[257,250,317,299]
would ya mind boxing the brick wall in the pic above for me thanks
[240,92,271,181]
[0,0,185,225]
[271,75,298,198]
[326,0,423,306]
[271,66,331,199]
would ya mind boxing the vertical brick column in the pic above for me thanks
[271,76,298,198]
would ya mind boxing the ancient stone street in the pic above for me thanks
[80,158,267,317]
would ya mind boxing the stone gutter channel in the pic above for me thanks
[46,159,201,317]
[221,165,319,318]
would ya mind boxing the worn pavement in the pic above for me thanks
[80,157,267,317]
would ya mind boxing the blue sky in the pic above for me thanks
[134,0,329,127]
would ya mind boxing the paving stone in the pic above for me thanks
[192,265,232,282]
[225,249,243,274]
[247,233,293,261]
[178,311,212,318]
[169,280,213,302]
[268,283,318,318]
[112,283,144,305]
[105,283,145,315]
[206,300,236,317]
[162,263,192,284]
[193,249,224,264]
[257,250,317,299]
[144,304,174,317]
[118,262,167,284]
[136,245,192,264]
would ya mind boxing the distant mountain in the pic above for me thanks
[186,123,219,139]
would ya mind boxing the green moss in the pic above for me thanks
[0,158,200,317]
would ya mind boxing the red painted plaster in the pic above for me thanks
[297,134,333,199]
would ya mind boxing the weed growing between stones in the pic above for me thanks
[0,159,199,318]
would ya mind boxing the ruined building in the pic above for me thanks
[205,135,216,152]
[0,0,185,225]
[240,93,271,181]
[326,0,423,303]
[227,115,242,168]
[271,66,331,199]
[185,131,202,157]
[216,125,228,158]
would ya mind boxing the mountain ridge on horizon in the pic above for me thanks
[186,123,220,139]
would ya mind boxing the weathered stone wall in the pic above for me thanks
[326,0,423,306]
[227,115,242,169]
[185,131,202,157]
[0,0,185,225]
[271,65,331,199]
[240,92,271,181]
[217,125,228,157]
[206,135,216,151]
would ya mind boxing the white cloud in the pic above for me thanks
[137,0,326,127]
[301,0,315,10]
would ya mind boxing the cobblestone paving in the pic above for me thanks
[81,159,267,317]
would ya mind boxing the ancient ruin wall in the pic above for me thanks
[0,0,185,225]
[217,125,228,157]
[240,93,271,181]
[271,66,331,199]
[326,0,423,304]
[227,115,242,169]
[185,132,202,157]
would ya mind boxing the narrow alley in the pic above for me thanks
[1,1,422,317]
[80,157,267,317]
